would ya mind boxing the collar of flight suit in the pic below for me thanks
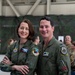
[42,36,57,48]
[17,40,34,53]
[18,40,33,47]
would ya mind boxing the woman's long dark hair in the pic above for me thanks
[17,19,35,40]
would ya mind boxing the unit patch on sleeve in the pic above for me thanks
[13,48,18,52]
[61,47,67,55]
[32,48,39,56]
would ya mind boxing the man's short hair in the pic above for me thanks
[40,16,55,26]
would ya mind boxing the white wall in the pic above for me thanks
[2,3,75,16]
[56,0,67,2]
[50,3,75,15]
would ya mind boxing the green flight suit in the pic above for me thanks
[37,37,71,75]
[0,40,39,75]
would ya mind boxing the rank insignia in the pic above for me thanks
[61,47,67,54]
[32,48,39,56]
[13,48,18,52]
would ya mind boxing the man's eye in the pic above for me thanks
[40,26,43,28]
[45,26,49,28]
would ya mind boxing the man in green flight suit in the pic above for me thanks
[37,16,71,75]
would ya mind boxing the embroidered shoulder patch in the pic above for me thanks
[13,48,18,52]
[32,48,39,56]
[61,47,67,54]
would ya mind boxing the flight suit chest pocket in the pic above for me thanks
[43,51,53,58]
[11,48,28,63]
[43,51,55,64]
[18,48,28,63]
[42,52,51,62]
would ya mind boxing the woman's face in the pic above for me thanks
[18,22,29,39]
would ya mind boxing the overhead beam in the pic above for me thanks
[46,0,51,15]
[0,0,2,16]
[6,0,20,17]
[27,0,41,15]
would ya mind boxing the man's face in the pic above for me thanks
[39,20,54,39]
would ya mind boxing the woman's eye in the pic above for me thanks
[26,28,29,30]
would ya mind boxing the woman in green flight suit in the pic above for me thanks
[0,19,39,75]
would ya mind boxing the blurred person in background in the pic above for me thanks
[70,41,75,75]
[32,33,40,46]
[7,38,15,48]
[32,33,40,75]
[65,35,75,75]
[65,35,73,54]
